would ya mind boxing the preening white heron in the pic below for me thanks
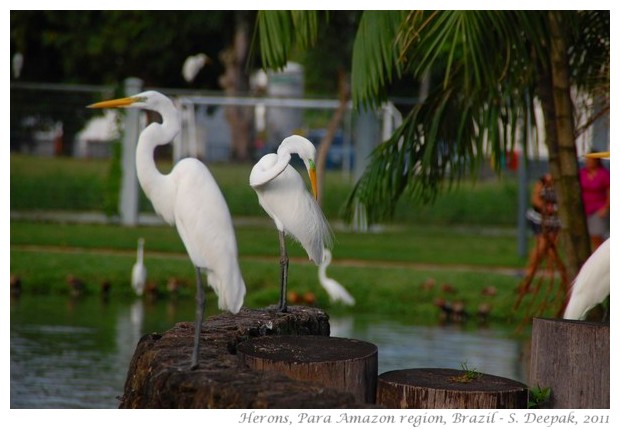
[250,135,333,312]
[88,91,245,369]
[131,237,147,297]
[318,249,355,306]
[563,150,610,320]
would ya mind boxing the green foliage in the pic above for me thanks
[351,11,406,109]
[450,361,483,383]
[103,141,122,216]
[528,385,552,408]
[10,11,239,87]
[255,11,323,71]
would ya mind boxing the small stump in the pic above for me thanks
[377,368,527,408]
[238,335,378,404]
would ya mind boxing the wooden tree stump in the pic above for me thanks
[529,318,609,408]
[377,368,527,408]
[118,306,371,408]
[238,335,378,404]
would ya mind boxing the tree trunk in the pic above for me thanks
[544,11,591,279]
[238,335,377,404]
[316,70,350,207]
[219,12,253,162]
[529,318,609,408]
[376,368,527,409]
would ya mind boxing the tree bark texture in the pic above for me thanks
[529,318,609,408]
[118,306,372,408]
[545,11,591,279]
[238,335,377,404]
[376,368,528,409]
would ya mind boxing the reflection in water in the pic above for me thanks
[11,296,527,408]
[331,315,527,383]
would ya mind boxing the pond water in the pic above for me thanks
[10,294,529,409]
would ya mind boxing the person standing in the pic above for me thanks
[524,173,562,281]
[580,154,610,251]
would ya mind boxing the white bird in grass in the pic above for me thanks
[563,150,610,320]
[318,249,355,306]
[131,237,147,296]
[88,91,245,369]
[250,135,333,312]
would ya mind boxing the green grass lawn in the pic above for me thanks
[11,219,559,327]
[11,154,560,327]
[10,154,520,225]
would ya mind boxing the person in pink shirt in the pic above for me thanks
[580,154,610,251]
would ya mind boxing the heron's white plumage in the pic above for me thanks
[250,135,332,264]
[89,90,245,314]
[563,238,610,320]
[124,91,245,313]
[318,249,354,305]
[131,237,147,296]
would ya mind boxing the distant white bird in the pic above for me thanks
[131,237,147,296]
[250,135,333,312]
[12,52,23,79]
[88,91,245,369]
[318,249,355,306]
[182,53,209,83]
[563,237,610,320]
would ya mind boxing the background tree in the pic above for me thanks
[10,11,254,155]
[257,10,609,278]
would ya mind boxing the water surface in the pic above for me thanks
[10,295,527,408]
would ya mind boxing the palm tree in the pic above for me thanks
[256,10,609,278]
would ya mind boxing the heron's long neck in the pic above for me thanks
[137,242,144,264]
[318,262,328,282]
[135,120,177,200]
[250,149,291,187]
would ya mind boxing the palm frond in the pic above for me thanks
[351,10,407,109]
[255,11,323,70]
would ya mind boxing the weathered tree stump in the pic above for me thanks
[118,306,372,408]
[376,368,528,408]
[529,318,609,408]
[238,335,378,404]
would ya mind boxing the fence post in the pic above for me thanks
[119,77,143,226]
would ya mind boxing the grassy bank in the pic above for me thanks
[11,154,553,327]
[10,154,519,225]
[10,220,555,327]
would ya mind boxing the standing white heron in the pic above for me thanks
[250,135,333,312]
[88,91,245,369]
[131,237,147,297]
[563,150,610,320]
[318,249,355,306]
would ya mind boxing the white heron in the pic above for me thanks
[182,53,209,83]
[563,238,610,320]
[250,135,333,312]
[563,151,610,320]
[318,249,355,306]
[131,237,147,296]
[88,91,245,369]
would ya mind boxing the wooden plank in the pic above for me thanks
[238,335,378,404]
[529,318,609,408]
[377,368,528,408]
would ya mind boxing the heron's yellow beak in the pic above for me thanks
[87,96,136,109]
[308,160,318,200]
[585,151,610,159]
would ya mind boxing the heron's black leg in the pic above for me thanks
[278,230,289,312]
[191,267,205,370]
